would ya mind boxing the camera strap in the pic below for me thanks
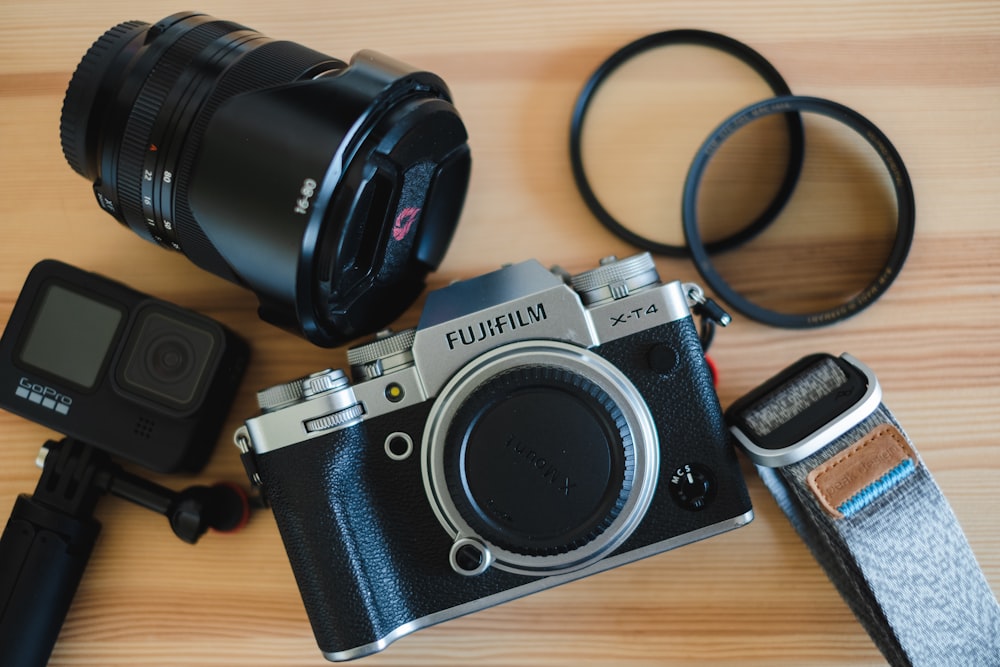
[726,353,1000,666]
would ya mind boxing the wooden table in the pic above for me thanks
[1,1,997,664]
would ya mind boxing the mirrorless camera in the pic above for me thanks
[235,253,753,661]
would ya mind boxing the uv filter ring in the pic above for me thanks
[681,95,915,328]
[570,29,805,257]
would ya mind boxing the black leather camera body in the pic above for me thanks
[237,253,753,661]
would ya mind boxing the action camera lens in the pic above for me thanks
[119,307,219,410]
[60,12,471,346]
[146,336,194,383]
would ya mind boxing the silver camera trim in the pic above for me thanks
[421,339,660,576]
[323,510,753,662]
[241,257,697,455]
[243,383,363,454]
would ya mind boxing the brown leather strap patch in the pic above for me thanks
[806,424,918,519]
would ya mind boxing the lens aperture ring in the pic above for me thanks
[117,18,247,250]
[142,30,266,252]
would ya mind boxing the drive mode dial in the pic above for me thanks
[256,368,350,412]
[346,328,416,381]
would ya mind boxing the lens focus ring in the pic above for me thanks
[60,20,148,180]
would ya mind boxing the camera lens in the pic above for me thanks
[60,12,471,346]
[119,306,219,411]
[443,365,634,557]
[145,335,194,383]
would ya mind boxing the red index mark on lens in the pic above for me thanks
[392,207,420,241]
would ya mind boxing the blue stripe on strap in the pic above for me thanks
[838,459,916,518]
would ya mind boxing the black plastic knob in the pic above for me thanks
[668,463,716,511]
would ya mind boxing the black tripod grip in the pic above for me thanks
[0,494,101,667]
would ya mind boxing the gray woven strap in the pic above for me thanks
[730,354,1000,666]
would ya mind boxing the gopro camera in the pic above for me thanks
[0,259,249,473]
[0,259,250,666]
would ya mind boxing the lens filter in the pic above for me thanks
[570,29,804,256]
[572,32,914,327]
[683,96,915,327]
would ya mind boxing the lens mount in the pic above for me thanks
[422,341,659,576]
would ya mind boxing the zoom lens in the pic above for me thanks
[60,12,471,346]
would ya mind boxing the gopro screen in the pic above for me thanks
[18,282,124,389]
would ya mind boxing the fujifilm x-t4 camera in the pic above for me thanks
[236,253,753,660]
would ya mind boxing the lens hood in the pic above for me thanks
[188,52,471,345]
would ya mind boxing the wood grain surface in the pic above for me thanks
[1,1,997,665]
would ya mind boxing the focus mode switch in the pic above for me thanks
[668,463,716,511]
